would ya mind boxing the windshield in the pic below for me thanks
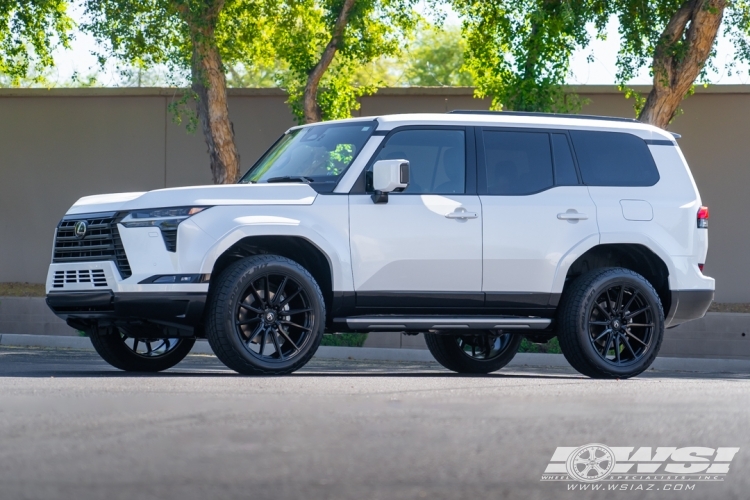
[240,121,376,184]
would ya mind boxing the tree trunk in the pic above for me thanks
[179,0,241,184]
[639,0,726,129]
[302,0,356,123]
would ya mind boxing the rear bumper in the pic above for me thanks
[46,291,207,331]
[665,289,714,328]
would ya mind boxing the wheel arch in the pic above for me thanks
[561,243,672,315]
[204,235,336,320]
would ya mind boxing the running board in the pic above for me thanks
[336,316,552,331]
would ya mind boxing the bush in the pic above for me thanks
[518,336,561,354]
[320,333,368,347]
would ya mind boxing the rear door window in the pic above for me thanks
[551,133,579,186]
[570,131,660,187]
[482,130,553,195]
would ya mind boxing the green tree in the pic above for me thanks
[401,25,473,86]
[274,0,419,123]
[453,0,608,113]
[0,0,72,85]
[614,0,750,128]
[82,0,276,184]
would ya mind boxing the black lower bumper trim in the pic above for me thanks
[46,291,207,329]
[665,289,714,328]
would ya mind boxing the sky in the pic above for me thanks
[48,2,750,87]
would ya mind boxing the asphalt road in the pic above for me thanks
[1,346,749,500]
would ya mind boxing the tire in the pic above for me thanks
[424,331,522,374]
[557,267,665,379]
[205,255,325,375]
[89,327,195,372]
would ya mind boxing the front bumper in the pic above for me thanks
[46,290,207,331]
[665,289,715,328]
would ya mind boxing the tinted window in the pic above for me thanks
[551,133,579,186]
[240,122,375,184]
[374,129,465,194]
[483,131,553,195]
[570,131,660,186]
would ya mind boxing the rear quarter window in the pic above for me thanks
[570,131,660,187]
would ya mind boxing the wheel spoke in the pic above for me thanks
[280,320,312,332]
[277,324,300,352]
[614,336,621,364]
[271,329,284,360]
[263,275,271,306]
[284,308,313,315]
[277,287,302,308]
[132,339,139,352]
[623,329,648,346]
[605,288,615,314]
[248,282,266,308]
[621,335,638,358]
[236,317,261,326]
[601,331,613,358]
[146,341,153,355]
[593,328,612,342]
[239,301,262,313]
[595,302,612,320]
[624,306,650,320]
[627,323,654,328]
[589,320,609,326]
[258,328,268,356]
[623,290,639,313]
[246,323,264,344]
[272,276,288,306]
[615,285,624,314]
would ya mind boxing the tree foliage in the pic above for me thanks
[272,0,419,123]
[453,0,608,113]
[401,25,473,86]
[0,0,72,85]
[82,0,276,183]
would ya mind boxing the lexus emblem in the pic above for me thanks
[74,221,88,239]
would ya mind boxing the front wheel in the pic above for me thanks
[557,267,665,379]
[89,327,195,372]
[424,331,522,374]
[205,255,325,375]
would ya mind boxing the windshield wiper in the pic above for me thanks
[265,176,315,184]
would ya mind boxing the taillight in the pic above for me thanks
[698,264,705,272]
[697,206,709,228]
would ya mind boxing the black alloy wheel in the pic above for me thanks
[89,326,195,372]
[424,330,522,374]
[587,283,655,366]
[557,267,664,379]
[234,272,315,363]
[206,255,325,375]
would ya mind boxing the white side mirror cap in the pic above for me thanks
[372,159,409,193]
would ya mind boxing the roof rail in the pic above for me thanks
[446,109,640,124]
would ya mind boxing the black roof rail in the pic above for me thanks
[446,109,640,124]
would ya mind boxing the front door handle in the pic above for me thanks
[557,212,588,220]
[446,210,478,220]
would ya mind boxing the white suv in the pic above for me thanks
[46,111,715,378]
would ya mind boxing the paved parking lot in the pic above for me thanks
[1,346,749,500]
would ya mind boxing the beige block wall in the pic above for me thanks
[0,87,748,301]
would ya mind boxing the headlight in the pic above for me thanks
[121,206,209,252]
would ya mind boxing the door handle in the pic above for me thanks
[446,211,478,220]
[557,212,588,220]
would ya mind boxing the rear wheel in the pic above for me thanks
[424,331,522,374]
[206,255,325,375]
[557,267,665,379]
[89,327,195,372]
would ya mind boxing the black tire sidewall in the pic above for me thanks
[90,329,195,372]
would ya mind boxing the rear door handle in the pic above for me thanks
[446,211,478,220]
[557,212,588,220]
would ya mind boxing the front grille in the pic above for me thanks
[53,212,132,279]
[53,269,108,288]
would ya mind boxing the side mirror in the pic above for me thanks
[371,159,409,203]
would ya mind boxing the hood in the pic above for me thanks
[66,183,318,215]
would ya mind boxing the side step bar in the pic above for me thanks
[336,316,552,331]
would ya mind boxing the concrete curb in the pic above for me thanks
[1,334,749,374]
